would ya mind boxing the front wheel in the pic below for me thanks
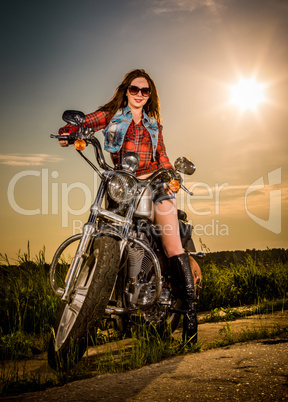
[48,236,120,370]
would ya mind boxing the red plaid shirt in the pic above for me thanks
[59,109,173,176]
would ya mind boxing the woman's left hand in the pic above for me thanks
[163,183,174,196]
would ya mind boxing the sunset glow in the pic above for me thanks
[1,0,287,259]
[230,78,266,111]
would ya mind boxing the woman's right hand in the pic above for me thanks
[59,139,69,147]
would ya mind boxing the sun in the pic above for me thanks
[230,78,266,111]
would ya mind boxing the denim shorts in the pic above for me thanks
[150,180,176,205]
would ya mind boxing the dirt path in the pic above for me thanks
[1,311,288,401]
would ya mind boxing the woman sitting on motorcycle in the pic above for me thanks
[59,68,200,343]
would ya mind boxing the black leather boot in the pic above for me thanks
[169,253,198,343]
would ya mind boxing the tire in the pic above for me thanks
[166,298,183,332]
[48,236,120,370]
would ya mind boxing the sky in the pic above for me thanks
[1,0,287,262]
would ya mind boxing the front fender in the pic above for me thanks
[49,233,83,297]
[49,227,122,299]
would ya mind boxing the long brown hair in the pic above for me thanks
[99,69,161,123]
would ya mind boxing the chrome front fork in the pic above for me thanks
[49,222,95,303]
[61,223,95,303]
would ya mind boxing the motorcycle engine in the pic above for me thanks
[125,243,172,325]
[138,279,172,325]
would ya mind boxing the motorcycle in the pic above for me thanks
[48,110,203,370]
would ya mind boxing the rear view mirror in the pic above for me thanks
[62,110,85,126]
[174,156,196,175]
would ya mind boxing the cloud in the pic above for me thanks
[0,154,63,166]
[149,0,228,15]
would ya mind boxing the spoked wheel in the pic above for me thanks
[48,236,120,370]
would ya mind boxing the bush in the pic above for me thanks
[0,246,62,358]
[198,250,288,311]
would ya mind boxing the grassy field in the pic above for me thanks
[1,245,287,360]
[0,245,287,394]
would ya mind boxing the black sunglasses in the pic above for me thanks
[128,85,150,97]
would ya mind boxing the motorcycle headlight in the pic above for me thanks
[122,152,139,173]
[107,173,138,204]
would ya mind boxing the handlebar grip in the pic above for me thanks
[50,134,75,144]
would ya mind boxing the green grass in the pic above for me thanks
[0,244,64,360]
[198,249,288,311]
[199,298,288,324]
[208,321,288,349]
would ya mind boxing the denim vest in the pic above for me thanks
[102,106,159,160]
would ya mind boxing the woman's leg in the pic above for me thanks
[154,198,198,343]
[154,198,184,257]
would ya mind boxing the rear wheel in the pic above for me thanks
[115,273,182,339]
[161,297,183,335]
[48,236,120,370]
[141,281,182,337]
